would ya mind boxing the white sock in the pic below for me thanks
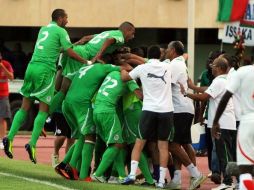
[159,167,167,184]
[129,160,139,178]
[239,173,252,190]
[172,170,181,184]
[187,163,200,178]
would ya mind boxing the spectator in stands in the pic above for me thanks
[0,51,14,149]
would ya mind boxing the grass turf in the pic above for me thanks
[0,157,152,190]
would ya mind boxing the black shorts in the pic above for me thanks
[138,111,174,141]
[53,112,72,138]
[173,113,194,144]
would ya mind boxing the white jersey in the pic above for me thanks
[227,68,241,121]
[205,74,236,130]
[226,65,254,120]
[129,59,174,113]
[169,56,194,114]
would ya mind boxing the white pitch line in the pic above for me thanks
[0,171,78,190]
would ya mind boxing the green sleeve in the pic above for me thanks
[110,31,124,44]
[59,28,72,50]
[126,80,139,92]
[104,64,120,73]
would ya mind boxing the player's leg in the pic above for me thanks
[26,101,49,163]
[3,97,32,158]
[49,77,71,114]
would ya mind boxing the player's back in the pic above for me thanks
[85,30,124,59]
[30,22,71,71]
[94,71,124,111]
[65,64,120,104]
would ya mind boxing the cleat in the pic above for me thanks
[211,173,221,184]
[51,154,59,168]
[121,175,136,185]
[156,182,166,189]
[167,180,181,189]
[211,183,234,190]
[91,173,107,183]
[189,174,207,190]
[64,164,79,180]
[55,162,70,179]
[140,181,156,187]
[3,137,13,159]
[25,144,37,164]
[83,176,92,182]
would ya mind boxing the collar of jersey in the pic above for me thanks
[47,21,57,27]
[147,59,160,64]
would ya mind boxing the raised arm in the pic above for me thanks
[66,48,89,64]
[92,38,116,64]
[74,35,94,45]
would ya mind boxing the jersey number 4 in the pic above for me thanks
[99,76,118,96]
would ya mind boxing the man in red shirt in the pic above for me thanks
[0,52,14,149]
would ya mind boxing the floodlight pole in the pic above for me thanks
[187,0,195,82]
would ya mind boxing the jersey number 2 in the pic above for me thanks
[37,31,49,50]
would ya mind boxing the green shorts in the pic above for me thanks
[62,101,95,138]
[93,112,124,146]
[62,46,89,78]
[20,62,55,105]
[123,106,142,144]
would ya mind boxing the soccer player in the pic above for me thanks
[49,22,135,114]
[3,9,87,163]
[56,62,132,180]
[212,62,254,190]
[92,70,141,182]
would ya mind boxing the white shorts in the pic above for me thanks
[237,118,254,165]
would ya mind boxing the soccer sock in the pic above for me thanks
[159,167,167,184]
[29,111,48,147]
[69,136,84,168]
[62,143,75,164]
[113,149,127,178]
[153,164,160,181]
[76,158,81,172]
[172,170,181,184]
[240,173,252,190]
[168,164,175,179]
[49,91,65,115]
[95,146,119,177]
[94,136,106,170]
[8,109,28,141]
[139,152,154,184]
[129,160,139,177]
[187,163,200,178]
[79,142,95,179]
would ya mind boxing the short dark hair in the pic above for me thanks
[147,45,161,59]
[119,22,135,30]
[52,9,66,21]
[168,41,184,55]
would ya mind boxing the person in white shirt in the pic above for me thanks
[212,62,254,190]
[182,57,236,190]
[166,41,206,190]
[121,45,174,188]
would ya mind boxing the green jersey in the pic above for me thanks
[94,71,139,113]
[84,30,125,59]
[30,21,72,71]
[65,64,120,104]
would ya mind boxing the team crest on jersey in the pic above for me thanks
[114,135,119,141]
[46,96,52,102]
